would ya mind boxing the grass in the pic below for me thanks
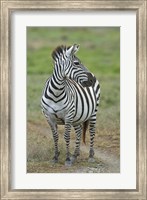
[27,27,120,173]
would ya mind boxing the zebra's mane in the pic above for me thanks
[52,45,70,60]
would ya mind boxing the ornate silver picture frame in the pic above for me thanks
[0,0,146,199]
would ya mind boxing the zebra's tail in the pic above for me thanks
[82,120,89,144]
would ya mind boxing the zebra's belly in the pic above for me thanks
[55,112,92,126]
[43,106,94,126]
[72,109,94,125]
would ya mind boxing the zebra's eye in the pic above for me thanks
[73,61,80,66]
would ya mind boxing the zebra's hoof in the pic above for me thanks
[88,157,95,163]
[51,157,58,164]
[65,160,72,167]
[70,155,77,163]
[51,159,58,164]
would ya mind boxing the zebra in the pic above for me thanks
[41,44,100,166]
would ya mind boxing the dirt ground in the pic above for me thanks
[27,121,120,173]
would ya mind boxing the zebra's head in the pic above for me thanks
[52,44,96,87]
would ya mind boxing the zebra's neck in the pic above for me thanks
[49,67,65,92]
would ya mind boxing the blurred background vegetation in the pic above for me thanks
[27,27,120,173]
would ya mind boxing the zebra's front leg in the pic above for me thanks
[88,114,97,163]
[71,124,82,163]
[50,124,60,163]
[64,123,72,166]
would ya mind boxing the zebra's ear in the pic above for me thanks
[72,44,80,54]
[66,44,80,57]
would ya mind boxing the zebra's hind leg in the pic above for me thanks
[88,114,97,163]
[70,124,82,163]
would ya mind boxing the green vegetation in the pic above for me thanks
[27,27,120,173]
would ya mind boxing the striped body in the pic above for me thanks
[42,78,97,125]
[41,44,100,165]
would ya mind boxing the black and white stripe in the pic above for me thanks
[41,44,100,166]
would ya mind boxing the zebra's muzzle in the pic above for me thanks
[81,72,96,87]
